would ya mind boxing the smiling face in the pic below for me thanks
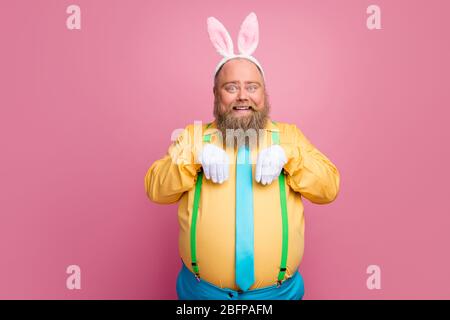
[213,58,270,141]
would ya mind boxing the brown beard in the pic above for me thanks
[213,91,271,148]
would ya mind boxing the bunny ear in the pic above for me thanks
[237,12,259,56]
[207,16,234,57]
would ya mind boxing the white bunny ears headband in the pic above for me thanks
[207,12,264,79]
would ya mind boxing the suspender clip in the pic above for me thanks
[191,262,201,281]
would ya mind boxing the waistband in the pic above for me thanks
[177,260,304,300]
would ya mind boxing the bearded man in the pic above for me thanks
[144,12,340,300]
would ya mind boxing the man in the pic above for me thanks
[144,12,340,300]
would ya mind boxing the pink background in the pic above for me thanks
[1,0,449,299]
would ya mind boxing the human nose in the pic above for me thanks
[237,87,249,100]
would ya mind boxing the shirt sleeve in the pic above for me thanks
[281,124,340,204]
[144,125,202,204]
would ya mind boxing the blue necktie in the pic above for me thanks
[235,145,255,291]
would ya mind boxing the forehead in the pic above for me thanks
[217,58,263,84]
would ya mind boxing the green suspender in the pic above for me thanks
[190,121,289,285]
[191,123,212,280]
[271,121,289,286]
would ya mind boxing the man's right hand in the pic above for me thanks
[197,144,230,184]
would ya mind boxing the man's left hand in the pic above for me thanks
[255,145,287,185]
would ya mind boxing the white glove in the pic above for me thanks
[255,145,287,185]
[197,144,230,184]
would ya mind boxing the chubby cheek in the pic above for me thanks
[249,93,265,109]
[219,93,237,111]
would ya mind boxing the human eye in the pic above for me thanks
[246,84,259,93]
[225,84,238,92]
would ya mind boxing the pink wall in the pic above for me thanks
[1,0,449,299]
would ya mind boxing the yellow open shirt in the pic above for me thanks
[145,119,340,290]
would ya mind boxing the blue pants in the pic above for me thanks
[176,262,304,300]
